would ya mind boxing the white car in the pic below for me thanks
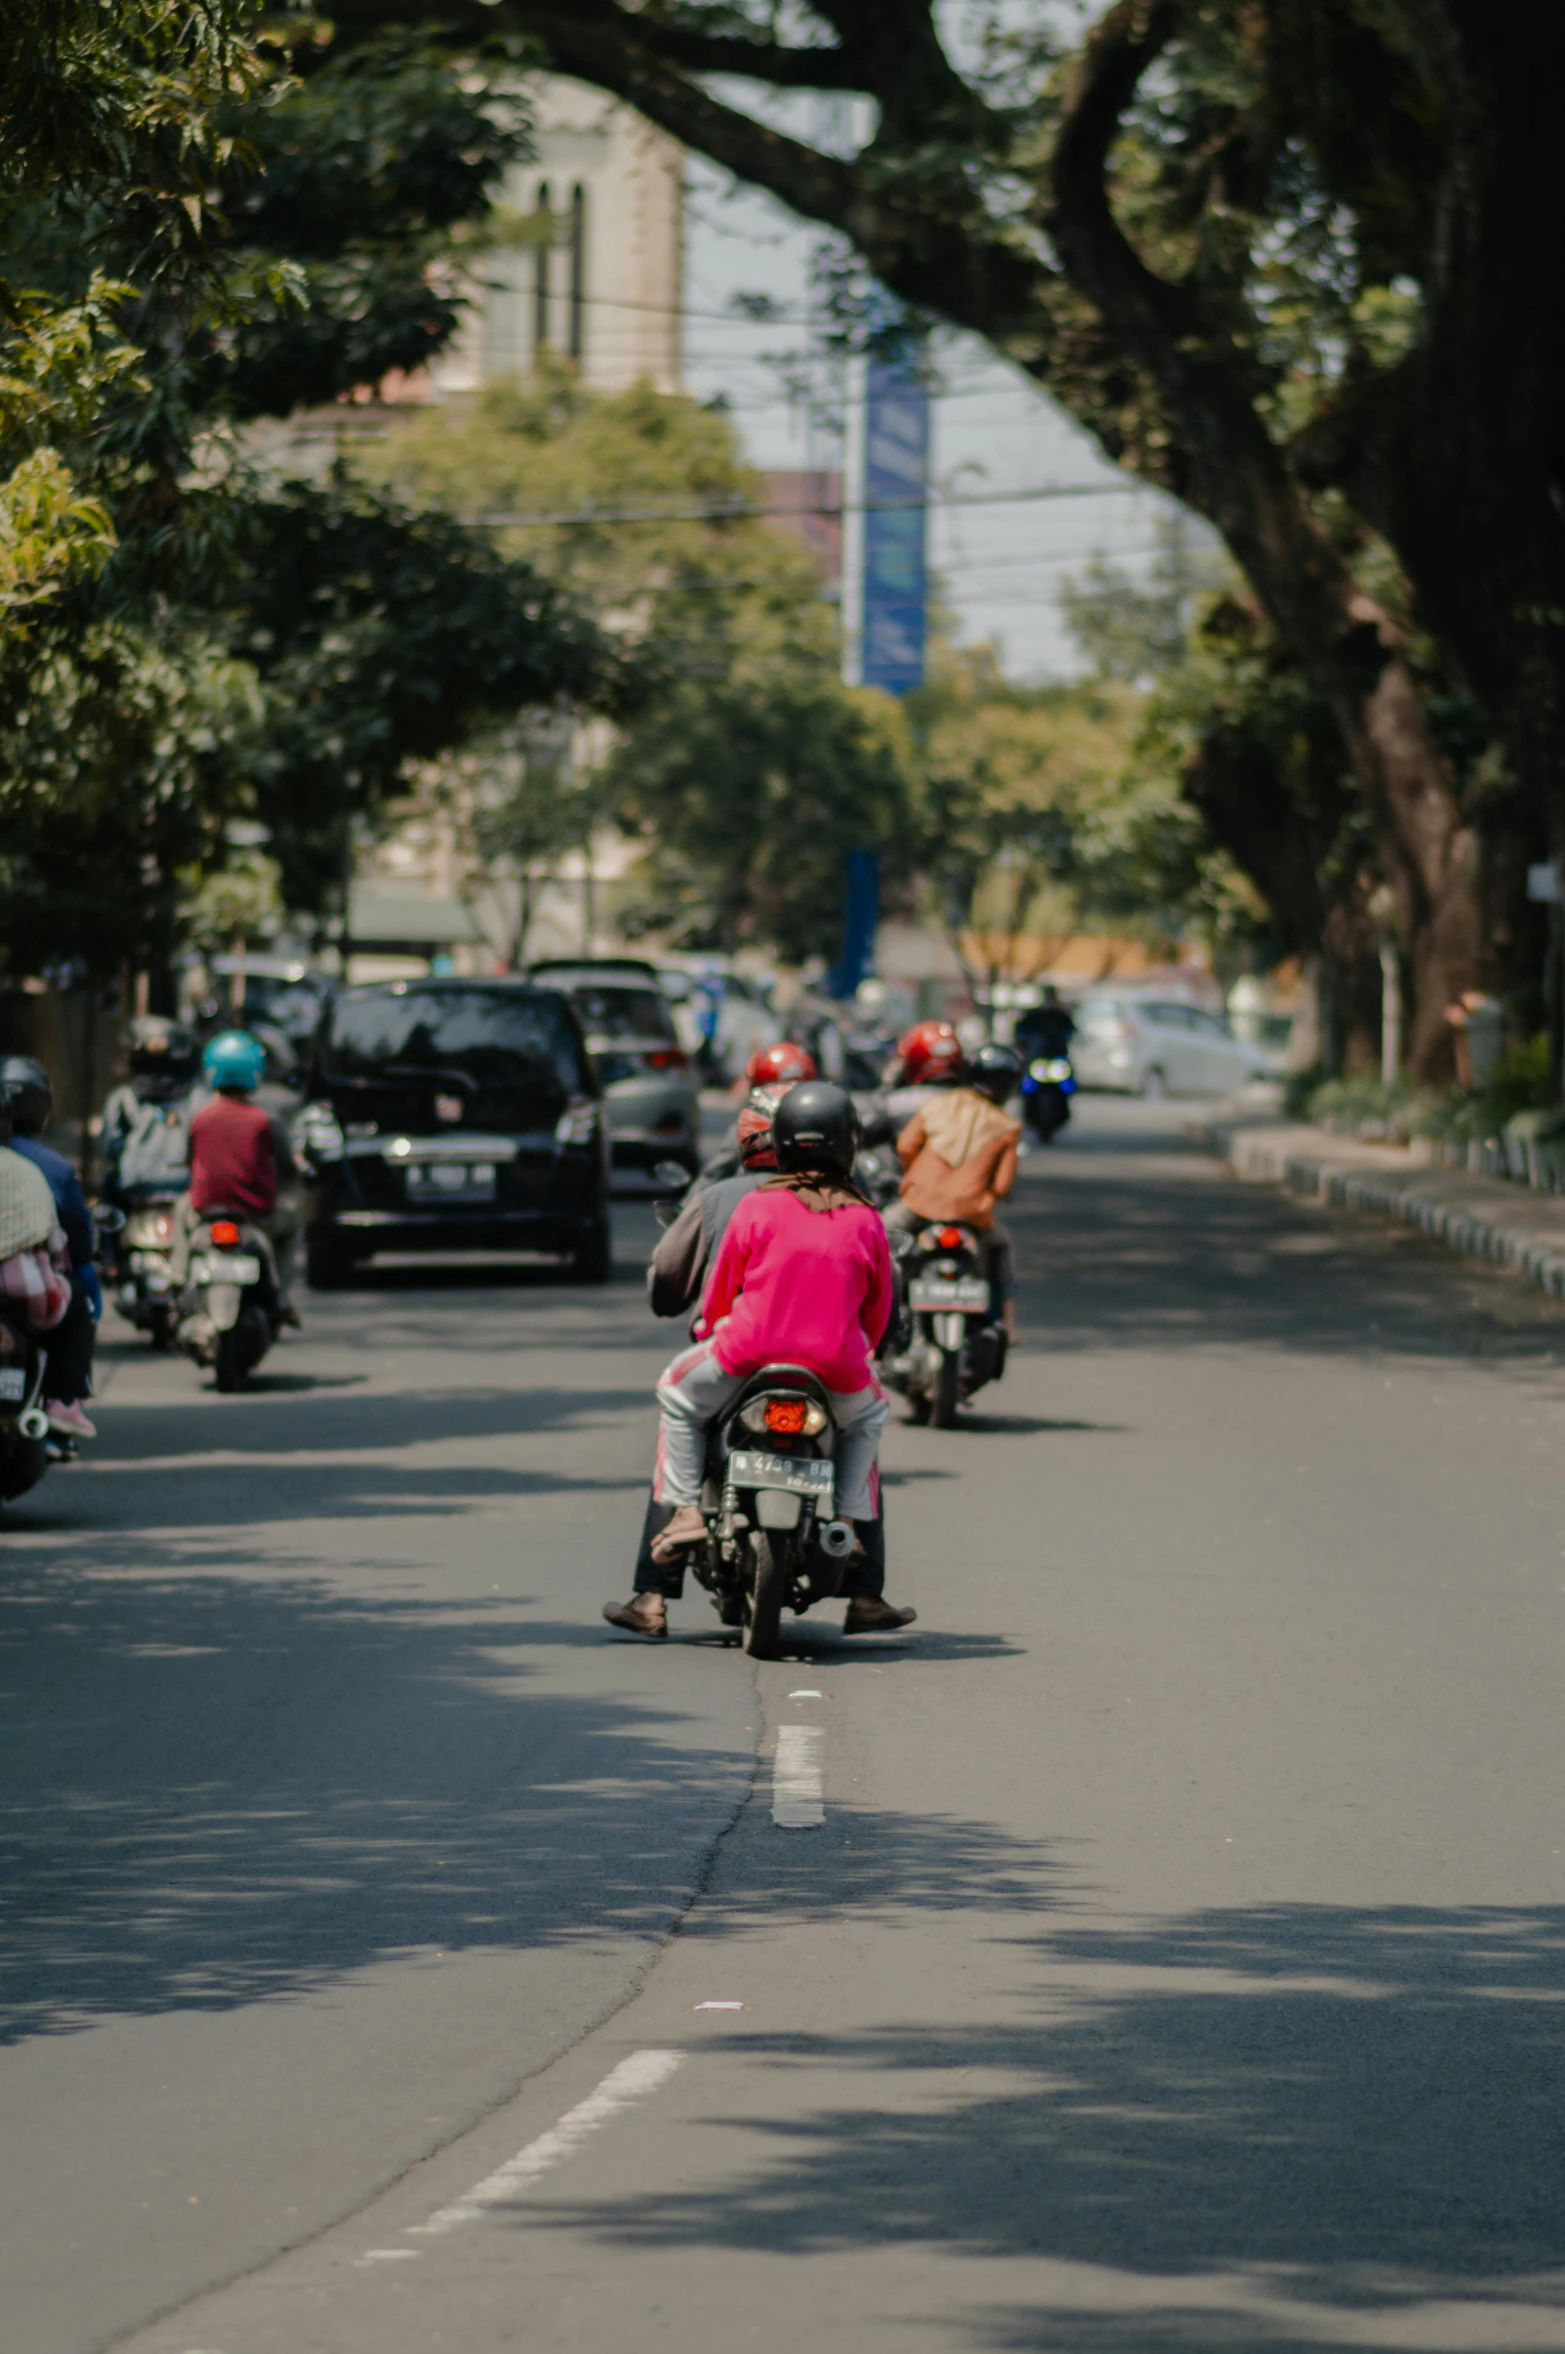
[1071,992,1271,1098]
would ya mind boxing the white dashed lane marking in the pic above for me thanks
[772,1724,825,1828]
[354,2048,686,2264]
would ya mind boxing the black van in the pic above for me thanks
[295,980,610,1285]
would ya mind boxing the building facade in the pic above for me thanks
[436,77,683,396]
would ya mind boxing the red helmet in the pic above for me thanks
[745,1040,817,1087]
[896,1020,963,1087]
[737,1102,778,1167]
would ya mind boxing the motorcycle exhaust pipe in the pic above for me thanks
[18,1406,49,1441]
[819,1519,856,1560]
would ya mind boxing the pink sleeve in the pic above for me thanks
[861,1214,894,1350]
[703,1199,755,1327]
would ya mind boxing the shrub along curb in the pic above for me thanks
[1195,1117,1565,1303]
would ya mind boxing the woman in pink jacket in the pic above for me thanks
[604,1084,917,1641]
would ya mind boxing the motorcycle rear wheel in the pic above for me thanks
[213,1329,247,1393]
[742,1531,787,1659]
[932,1349,962,1428]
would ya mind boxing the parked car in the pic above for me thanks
[527,960,701,1177]
[1071,993,1271,1098]
[296,979,611,1283]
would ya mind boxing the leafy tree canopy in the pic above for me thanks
[0,17,631,984]
[368,371,918,963]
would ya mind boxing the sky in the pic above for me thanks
[680,157,1186,684]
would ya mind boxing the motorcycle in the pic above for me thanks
[686,1367,861,1658]
[177,1211,280,1391]
[0,1299,53,1511]
[112,1187,184,1346]
[1020,1052,1076,1143]
[881,1220,1006,1428]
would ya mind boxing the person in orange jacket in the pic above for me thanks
[891,1042,1023,1335]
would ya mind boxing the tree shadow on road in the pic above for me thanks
[538,1884,1565,2350]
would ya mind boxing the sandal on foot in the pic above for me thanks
[602,1594,668,1639]
[649,1505,706,1565]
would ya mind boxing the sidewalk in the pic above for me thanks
[1195,1113,1565,1302]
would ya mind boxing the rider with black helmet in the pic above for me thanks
[100,1017,206,1199]
[0,1055,101,1440]
[604,1080,917,1640]
[888,1040,1024,1334]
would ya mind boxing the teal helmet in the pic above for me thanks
[203,1029,265,1091]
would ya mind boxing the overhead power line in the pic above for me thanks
[460,481,1145,530]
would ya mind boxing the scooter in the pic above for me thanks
[1020,1053,1076,1143]
[177,1210,281,1391]
[0,1301,52,1511]
[881,1220,1006,1428]
[686,1366,862,1658]
[112,1186,184,1346]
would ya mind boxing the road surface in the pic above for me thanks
[4,1097,1565,2353]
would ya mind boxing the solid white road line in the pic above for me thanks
[772,1723,825,1828]
[407,2049,685,2240]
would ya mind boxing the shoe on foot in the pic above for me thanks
[278,1303,303,1330]
[46,1400,96,1439]
[843,1596,917,1635]
[649,1504,706,1564]
[602,1594,668,1639]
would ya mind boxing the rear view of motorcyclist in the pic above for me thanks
[183,1032,300,1319]
[101,1017,205,1199]
[701,1042,817,1180]
[0,1057,100,1440]
[890,1043,1024,1335]
[648,1087,787,1322]
[863,1019,965,1146]
[604,1081,916,1641]
[1014,984,1075,1063]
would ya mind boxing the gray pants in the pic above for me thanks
[654,1339,889,1518]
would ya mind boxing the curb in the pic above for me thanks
[1196,1118,1565,1304]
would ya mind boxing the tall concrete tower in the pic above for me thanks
[436,76,683,395]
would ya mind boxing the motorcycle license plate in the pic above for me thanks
[727,1450,834,1499]
[0,1369,25,1402]
[192,1253,263,1285]
[406,1161,496,1202]
[908,1276,989,1311]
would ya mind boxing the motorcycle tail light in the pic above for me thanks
[938,1225,965,1248]
[645,1048,689,1070]
[741,1395,826,1436]
[209,1220,241,1248]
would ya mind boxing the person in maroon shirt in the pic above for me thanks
[184,1032,300,1318]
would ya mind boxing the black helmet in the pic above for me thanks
[969,1042,1024,1103]
[773,1079,860,1178]
[0,1054,52,1137]
[127,1016,201,1093]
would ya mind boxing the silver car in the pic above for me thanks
[528,960,701,1175]
[1072,992,1271,1098]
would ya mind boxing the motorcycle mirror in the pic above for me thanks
[651,1160,690,1190]
[92,1204,126,1234]
[652,1198,682,1229]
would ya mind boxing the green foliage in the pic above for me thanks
[0,22,628,979]
[234,472,633,912]
[373,370,918,963]
[0,620,262,978]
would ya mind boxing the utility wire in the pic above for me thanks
[461,481,1144,529]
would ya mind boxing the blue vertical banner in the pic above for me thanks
[826,847,881,1001]
[860,315,930,697]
